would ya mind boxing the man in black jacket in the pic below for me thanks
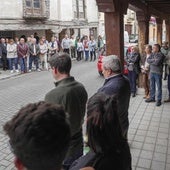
[0,38,8,70]
[98,55,131,139]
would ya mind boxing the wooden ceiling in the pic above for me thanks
[129,0,170,19]
[96,0,170,19]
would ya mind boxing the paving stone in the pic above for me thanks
[132,141,143,149]
[159,123,169,129]
[155,145,167,154]
[132,156,138,166]
[137,158,151,169]
[0,159,11,167]
[159,127,169,134]
[140,150,153,160]
[146,130,157,138]
[148,126,159,132]
[131,148,141,157]
[166,163,170,170]
[167,154,170,164]
[134,135,145,142]
[145,136,157,144]
[157,132,169,139]
[136,168,149,170]
[129,128,137,135]
[153,152,166,162]
[138,124,149,131]
[156,138,168,146]
[142,143,155,152]
[151,160,165,170]
[136,130,147,136]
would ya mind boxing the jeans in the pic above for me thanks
[63,130,83,170]
[2,54,8,70]
[19,57,27,72]
[150,72,162,101]
[167,73,170,98]
[71,47,76,58]
[29,55,39,70]
[128,70,137,93]
[90,51,96,61]
[84,50,89,61]
[8,58,18,70]
[77,51,82,61]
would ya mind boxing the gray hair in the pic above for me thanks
[102,55,121,73]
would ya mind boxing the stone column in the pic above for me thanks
[156,18,163,45]
[104,11,124,65]
[136,11,150,54]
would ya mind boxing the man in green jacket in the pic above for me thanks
[45,53,88,170]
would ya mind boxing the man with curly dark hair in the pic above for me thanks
[3,101,71,170]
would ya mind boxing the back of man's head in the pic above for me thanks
[3,102,71,170]
[102,55,122,74]
[49,53,72,74]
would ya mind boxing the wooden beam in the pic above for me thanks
[96,0,115,12]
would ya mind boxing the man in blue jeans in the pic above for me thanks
[145,44,165,106]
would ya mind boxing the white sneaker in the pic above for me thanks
[10,70,14,73]
[37,69,41,72]
[28,70,32,72]
[15,70,19,73]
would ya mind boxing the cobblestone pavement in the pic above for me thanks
[0,61,170,170]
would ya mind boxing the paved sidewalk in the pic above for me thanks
[0,70,20,80]
[129,81,170,170]
[0,70,170,170]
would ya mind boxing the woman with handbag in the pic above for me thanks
[125,46,140,97]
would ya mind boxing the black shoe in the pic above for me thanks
[156,100,161,106]
[132,93,136,97]
[145,98,155,103]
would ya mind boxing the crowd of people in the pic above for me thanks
[0,33,104,74]
[0,34,58,73]
[4,53,132,170]
[125,42,170,106]
[2,37,170,169]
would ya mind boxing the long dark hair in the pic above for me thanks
[87,93,124,154]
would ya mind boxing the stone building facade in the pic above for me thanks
[0,0,99,41]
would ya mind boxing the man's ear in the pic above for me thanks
[53,67,58,74]
[14,157,25,170]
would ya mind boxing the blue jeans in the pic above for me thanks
[8,58,18,70]
[90,51,96,61]
[84,50,89,61]
[150,72,162,101]
[29,55,39,70]
[19,57,27,72]
[128,70,137,93]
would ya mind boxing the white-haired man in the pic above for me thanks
[98,55,131,139]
